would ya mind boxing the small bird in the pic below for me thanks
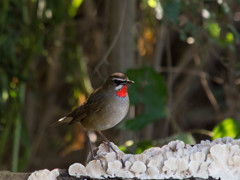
[53,72,134,159]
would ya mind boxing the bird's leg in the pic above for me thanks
[97,130,119,159]
[87,133,106,169]
[87,132,96,160]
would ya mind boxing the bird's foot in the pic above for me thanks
[104,141,119,160]
[99,159,105,170]
[88,154,105,170]
[87,150,97,162]
[97,131,119,159]
[91,154,96,160]
[120,158,125,168]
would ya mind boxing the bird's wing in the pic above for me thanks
[68,87,107,124]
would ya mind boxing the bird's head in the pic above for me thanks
[105,72,134,98]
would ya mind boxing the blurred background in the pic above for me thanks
[1,0,240,172]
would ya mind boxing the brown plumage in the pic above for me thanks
[53,72,134,159]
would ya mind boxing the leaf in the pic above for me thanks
[125,67,167,131]
[208,22,221,38]
[213,118,240,139]
[174,132,196,145]
[147,0,157,8]
[225,32,234,43]
[68,0,83,17]
[160,132,196,145]
[136,140,153,154]
[163,0,181,24]
[125,113,165,131]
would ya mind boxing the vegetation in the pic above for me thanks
[0,0,240,172]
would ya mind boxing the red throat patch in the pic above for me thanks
[116,85,128,98]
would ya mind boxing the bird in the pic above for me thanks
[53,72,134,159]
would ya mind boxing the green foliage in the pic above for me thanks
[180,22,199,41]
[0,0,79,171]
[208,22,221,38]
[206,21,235,47]
[162,0,181,24]
[0,77,27,171]
[213,118,240,139]
[135,140,153,154]
[166,132,196,145]
[68,0,83,17]
[125,67,167,131]
[119,132,195,154]
[147,0,157,8]
[225,32,234,43]
[119,140,153,154]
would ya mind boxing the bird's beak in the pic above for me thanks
[127,80,134,84]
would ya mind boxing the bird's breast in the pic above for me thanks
[82,94,129,131]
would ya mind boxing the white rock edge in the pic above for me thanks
[28,169,60,180]
[28,137,240,180]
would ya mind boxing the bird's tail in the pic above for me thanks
[51,116,73,127]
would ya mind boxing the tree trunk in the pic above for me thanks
[107,0,135,73]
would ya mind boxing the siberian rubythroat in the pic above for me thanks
[53,72,134,159]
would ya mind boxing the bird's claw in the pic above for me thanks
[104,141,119,160]
[120,158,125,168]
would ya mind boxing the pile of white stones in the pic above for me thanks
[28,137,240,180]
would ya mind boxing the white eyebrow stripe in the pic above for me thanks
[112,78,126,81]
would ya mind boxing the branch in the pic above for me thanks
[194,54,221,117]
[165,28,181,133]
[158,67,224,85]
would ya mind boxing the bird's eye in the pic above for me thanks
[114,80,122,85]
[113,79,127,86]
